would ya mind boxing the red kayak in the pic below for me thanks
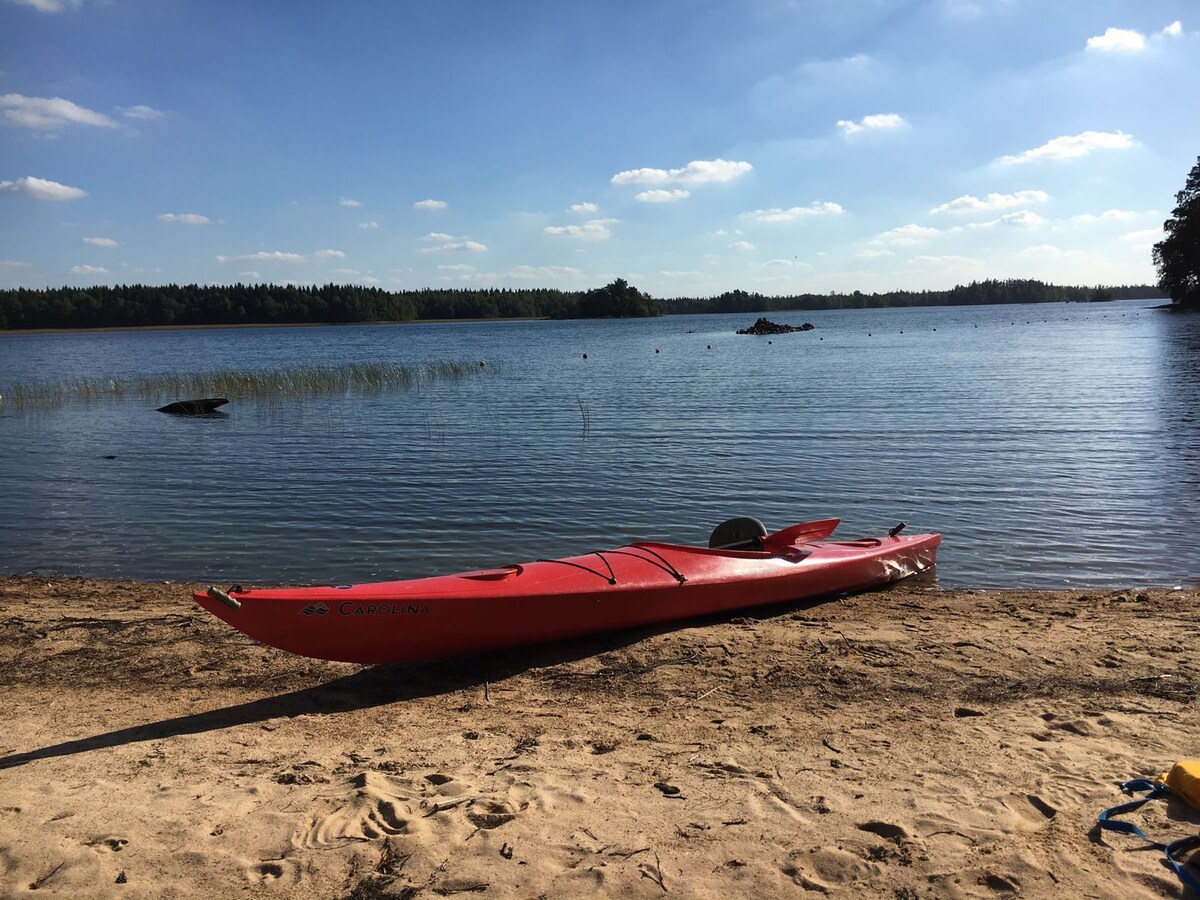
[193,517,940,664]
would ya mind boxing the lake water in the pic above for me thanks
[1,300,1197,589]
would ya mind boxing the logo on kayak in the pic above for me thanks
[301,603,329,616]
[337,602,431,616]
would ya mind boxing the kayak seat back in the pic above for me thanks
[708,516,768,551]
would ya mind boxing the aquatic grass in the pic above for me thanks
[0,360,497,410]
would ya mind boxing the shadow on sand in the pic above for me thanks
[0,583,893,770]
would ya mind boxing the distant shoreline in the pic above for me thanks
[0,298,1171,337]
[0,316,553,336]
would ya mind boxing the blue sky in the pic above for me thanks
[1,0,1198,297]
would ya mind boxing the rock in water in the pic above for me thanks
[156,398,229,415]
[736,317,814,335]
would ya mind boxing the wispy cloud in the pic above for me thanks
[0,93,116,129]
[83,236,119,247]
[1071,209,1139,223]
[569,202,598,215]
[158,212,210,224]
[870,224,942,247]
[995,130,1134,165]
[417,234,487,254]
[119,104,165,120]
[358,221,379,230]
[931,190,1048,214]
[1120,227,1165,245]
[544,218,618,241]
[509,265,584,281]
[338,198,363,208]
[215,249,345,263]
[635,189,690,203]
[611,159,752,186]
[413,198,448,210]
[0,259,31,268]
[6,0,85,13]
[0,176,88,200]
[967,210,1044,228]
[729,240,756,251]
[69,264,108,275]
[837,113,905,136]
[741,202,844,223]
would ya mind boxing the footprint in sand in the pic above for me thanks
[298,771,415,849]
[245,858,302,885]
[781,846,879,892]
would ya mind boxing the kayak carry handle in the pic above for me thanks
[207,586,242,610]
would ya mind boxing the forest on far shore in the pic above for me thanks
[0,278,1166,331]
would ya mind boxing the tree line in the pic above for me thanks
[0,277,1165,331]
[662,279,1164,315]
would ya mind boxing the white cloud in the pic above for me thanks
[1071,209,1138,223]
[837,113,906,136]
[1162,20,1183,37]
[158,212,210,224]
[339,198,363,208]
[358,221,379,229]
[931,190,1048,214]
[870,224,942,246]
[83,236,119,247]
[968,210,1045,228]
[995,130,1134,165]
[119,104,164,120]
[418,240,487,254]
[422,232,457,242]
[216,249,345,264]
[544,218,618,241]
[0,175,87,200]
[69,264,108,275]
[570,202,598,215]
[6,0,84,13]
[437,264,476,273]
[763,259,808,268]
[742,201,844,223]
[611,158,752,186]
[730,240,756,251]
[414,198,448,210]
[856,248,896,259]
[1019,244,1089,260]
[238,271,261,280]
[907,255,983,268]
[0,259,30,267]
[0,93,116,129]
[1120,227,1165,245]
[509,265,584,281]
[635,189,690,203]
[1086,27,1146,53]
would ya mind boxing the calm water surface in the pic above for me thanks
[1,301,1197,588]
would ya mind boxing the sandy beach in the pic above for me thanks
[1,576,1196,898]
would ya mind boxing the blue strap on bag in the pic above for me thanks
[1097,778,1200,895]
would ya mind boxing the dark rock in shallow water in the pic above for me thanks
[156,398,229,415]
[736,317,814,335]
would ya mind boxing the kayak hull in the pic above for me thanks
[193,520,940,664]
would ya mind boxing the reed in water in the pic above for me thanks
[0,360,495,409]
